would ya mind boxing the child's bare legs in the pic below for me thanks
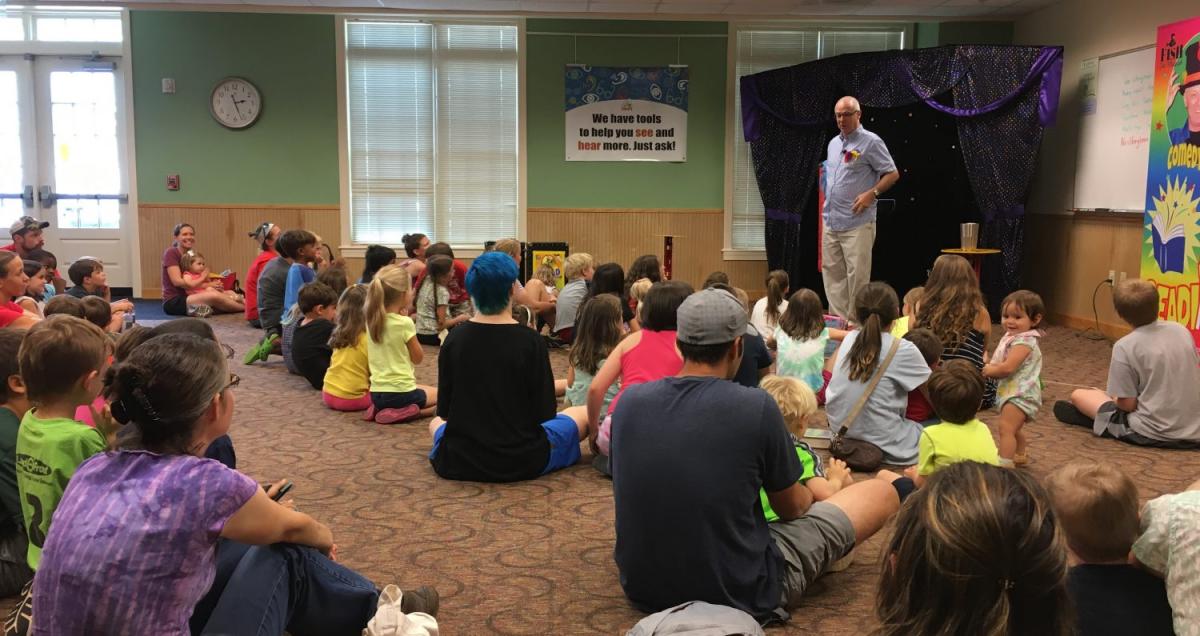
[1069,388,1110,419]
[419,385,438,417]
[428,416,445,441]
[997,403,1027,465]
[558,405,588,441]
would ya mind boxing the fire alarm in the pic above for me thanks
[167,174,180,191]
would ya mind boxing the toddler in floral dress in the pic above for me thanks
[983,290,1045,467]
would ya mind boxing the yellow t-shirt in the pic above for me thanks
[367,314,418,393]
[323,332,369,399]
[890,315,910,338]
[917,418,999,476]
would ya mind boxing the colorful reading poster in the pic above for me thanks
[565,66,688,162]
[531,250,567,290]
[1146,19,1200,346]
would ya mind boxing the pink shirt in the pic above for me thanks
[607,329,683,416]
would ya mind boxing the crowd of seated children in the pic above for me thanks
[322,285,373,416]
[428,251,588,483]
[65,258,133,327]
[564,295,622,416]
[550,252,594,344]
[587,281,692,473]
[365,265,438,425]
[774,288,847,395]
[750,269,789,343]
[1045,462,1174,635]
[244,229,309,363]
[983,290,1045,467]
[414,255,469,347]
[290,283,339,392]
[904,360,999,488]
[25,250,62,297]
[825,282,930,465]
[1055,278,1200,448]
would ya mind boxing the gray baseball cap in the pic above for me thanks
[677,288,747,345]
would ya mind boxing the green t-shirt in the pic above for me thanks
[15,409,106,569]
[0,407,22,532]
[917,418,999,476]
[760,436,825,523]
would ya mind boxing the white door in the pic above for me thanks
[0,54,131,287]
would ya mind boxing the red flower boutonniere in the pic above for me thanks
[843,149,861,163]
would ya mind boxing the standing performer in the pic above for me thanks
[822,96,900,320]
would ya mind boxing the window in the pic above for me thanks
[0,7,123,43]
[729,26,905,252]
[345,19,519,247]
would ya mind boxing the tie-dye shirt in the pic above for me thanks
[31,451,257,636]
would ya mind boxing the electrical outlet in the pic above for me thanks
[1107,269,1116,283]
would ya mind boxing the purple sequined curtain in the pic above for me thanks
[740,45,1062,311]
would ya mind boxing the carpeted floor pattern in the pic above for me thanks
[199,318,1197,633]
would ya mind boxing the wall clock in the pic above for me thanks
[210,77,262,130]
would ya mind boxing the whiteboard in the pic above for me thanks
[1073,46,1154,212]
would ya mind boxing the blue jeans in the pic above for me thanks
[204,435,237,470]
[191,540,379,636]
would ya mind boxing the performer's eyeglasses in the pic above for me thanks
[835,111,859,118]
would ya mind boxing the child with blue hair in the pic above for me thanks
[427,252,587,483]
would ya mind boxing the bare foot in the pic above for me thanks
[826,458,853,488]
[901,466,918,481]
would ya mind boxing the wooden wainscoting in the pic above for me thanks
[138,203,341,298]
[527,207,768,295]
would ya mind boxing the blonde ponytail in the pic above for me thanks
[365,264,411,344]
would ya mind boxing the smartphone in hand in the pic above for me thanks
[261,481,293,501]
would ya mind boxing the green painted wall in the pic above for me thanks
[916,21,1014,47]
[131,11,339,205]
[526,19,728,209]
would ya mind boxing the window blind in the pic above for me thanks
[346,20,518,246]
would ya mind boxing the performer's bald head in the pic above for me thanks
[834,96,862,134]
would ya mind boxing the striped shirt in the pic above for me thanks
[32,451,256,635]
[939,328,998,408]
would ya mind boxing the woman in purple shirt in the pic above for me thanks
[30,334,438,635]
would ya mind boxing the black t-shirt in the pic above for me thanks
[431,321,556,482]
[1068,564,1174,636]
[611,376,801,621]
[733,329,773,388]
[291,318,335,391]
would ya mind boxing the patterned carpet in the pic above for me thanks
[173,319,1200,633]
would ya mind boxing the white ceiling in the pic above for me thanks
[85,0,1061,18]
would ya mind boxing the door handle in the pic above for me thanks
[38,186,128,208]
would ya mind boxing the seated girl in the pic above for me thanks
[29,333,438,634]
[179,251,244,309]
[414,255,469,347]
[428,252,587,483]
[565,295,623,414]
[365,265,438,424]
[16,259,47,318]
[323,285,374,416]
[775,288,848,395]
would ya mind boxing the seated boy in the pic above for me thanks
[1132,480,1200,634]
[1045,462,1173,635]
[890,286,923,338]
[1055,279,1200,447]
[550,252,594,344]
[291,282,339,391]
[714,285,773,389]
[906,359,998,487]
[15,315,117,570]
[65,258,132,319]
[0,330,32,596]
[80,296,121,334]
[427,252,586,483]
[245,229,312,364]
[42,295,84,319]
[758,375,851,512]
[903,328,942,425]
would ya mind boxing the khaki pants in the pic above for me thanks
[821,222,876,320]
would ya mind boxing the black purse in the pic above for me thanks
[830,337,901,473]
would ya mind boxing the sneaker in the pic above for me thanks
[188,303,213,318]
[1053,400,1092,427]
[400,585,439,617]
[374,404,421,425]
[242,333,278,365]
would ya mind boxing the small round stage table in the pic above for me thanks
[941,248,1001,280]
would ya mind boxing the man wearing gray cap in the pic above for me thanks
[610,288,911,624]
